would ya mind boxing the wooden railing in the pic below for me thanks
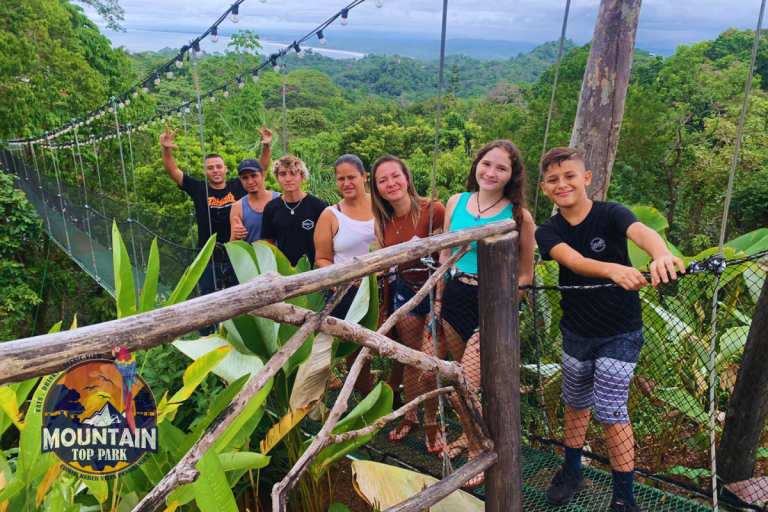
[0,220,522,512]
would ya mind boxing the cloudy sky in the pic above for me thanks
[89,0,764,56]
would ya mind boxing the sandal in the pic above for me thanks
[389,418,420,443]
[424,423,447,455]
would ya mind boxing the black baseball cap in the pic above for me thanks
[237,158,263,174]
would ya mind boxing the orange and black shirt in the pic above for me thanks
[179,174,246,261]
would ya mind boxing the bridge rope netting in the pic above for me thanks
[3,0,768,511]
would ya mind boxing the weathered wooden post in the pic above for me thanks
[478,231,522,512]
[570,0,642,201]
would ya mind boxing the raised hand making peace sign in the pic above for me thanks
[159,125,179,150]
[256,122,273,147]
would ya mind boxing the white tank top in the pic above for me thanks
[330,206,376,264]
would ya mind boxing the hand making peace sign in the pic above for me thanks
[159,125,179,149]
[256,122,273,146]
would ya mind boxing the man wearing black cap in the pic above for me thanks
[230,158,280,243]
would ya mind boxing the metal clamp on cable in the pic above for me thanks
[687,254,726,276]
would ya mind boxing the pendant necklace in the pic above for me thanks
[284,194,304,215]
[393,212,410,241]
[475,192,504,221]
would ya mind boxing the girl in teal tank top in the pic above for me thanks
[419,140,536,490]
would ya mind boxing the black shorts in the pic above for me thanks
[441,277,479,343]
[325,286,358,320]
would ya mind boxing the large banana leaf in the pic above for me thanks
[290,333,335,412]
[192,450,239,512]
[217,452,270,472]
[138,239,160,313]
[352,461,484,511]
[113,221,137,318]
[157,345,231,423]
[309,382,394,481]
[655,388,709,425]
[260,407,312,455]
[166,235,216,306]
[724,228,768,256]
[172,335,264,385]
[628,206,670,269]
[0,378,36,437]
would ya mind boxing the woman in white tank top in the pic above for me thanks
[314,155,376,393]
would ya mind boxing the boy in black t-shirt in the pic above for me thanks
[535,148,685,512]
[260,156,327,267]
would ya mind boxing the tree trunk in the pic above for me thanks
[718,273,768,484]
[569,0,643,201]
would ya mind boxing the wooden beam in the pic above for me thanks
[478,232,522,512]
[0,220,515,385]
[382,452,499,512]
[571,0,642,201]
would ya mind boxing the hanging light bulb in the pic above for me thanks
[175,55,183,68]
[177,108,182,117]
[231,4,239,23]
[223,86,229,98]
[100,108,105,118]
[166,66,173,79]
[108,104,114,113]
[151,117,156,125]
[154,73,161,86]
[270,55,280,73]
[341,8,349,25]
[184,104,191,114]
[252,70,259,82]
[124,94,131,106]
[209,91,216,103]
[79,120,84,126]
[317,30,326,45]
[237,76,244,89]
[193,42,202,58]
[132,87,138,98]
[294,42,304,58]
[86,118,91,125]
[142,82,149,94]
[376,0,383,7]
[211,26,218,43]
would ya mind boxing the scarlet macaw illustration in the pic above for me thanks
[112,346,138,435]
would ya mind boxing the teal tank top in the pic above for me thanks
[450,192,513,274]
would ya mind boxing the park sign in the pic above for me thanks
[39,348,158,479]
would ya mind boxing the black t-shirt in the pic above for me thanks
[535,201,642,338]
[260,193,327,267]
[179,174,246,262]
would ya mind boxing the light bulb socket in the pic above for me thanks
[376,0,383,7]
[193,42,202,58]
[142,83,149,93]
[223,86,229,97]
[231,4,238,23]
[132,87,138,98]
[166,66,173,79]
[154,73,161,86]
[341,8,349,25]
[175,56,183,68]
[211,26,218,43]
[124,95,131,106]
[294,41,303,58]
[238,76,244,88]
[252,70,259,82]
[317,30,326,45]
[209,92,216,102]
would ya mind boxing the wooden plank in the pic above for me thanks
[0,220,515,385]
[478,232,522,512]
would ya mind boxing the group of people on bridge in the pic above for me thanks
[158,124,686,512]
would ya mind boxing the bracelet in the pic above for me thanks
[262,141,271,147]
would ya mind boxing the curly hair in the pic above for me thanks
[466,140,528,232]
[272,155,310,179]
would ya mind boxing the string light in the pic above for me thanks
[177,108,182,117]
[211,26,219,43]
[317,30,326,45]
[223,86,229,98]
[341,8,349,25]
[294,41,304,58]
[154,73,161,86]
[151,117,156,125]
[376,0,383,7]
[209,91,216,103]
[231,4,239,23]
[108,104,114,113]
[270,55,279,73]
[166,65,173,79]
[132,87,138,98]
[252,70,259,82]
[193,42,202,58]
[86,119,91,125]
[184,104,191,114]
[175,55,184,68]
[237,76,244,89]
[142,82,149,94]
[124,94,131,106]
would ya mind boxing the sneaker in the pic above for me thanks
[546,469,588,505]
[609,499,641,512]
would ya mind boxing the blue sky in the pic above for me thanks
[87,0,764,56]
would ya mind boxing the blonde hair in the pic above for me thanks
[272,155,310,179]
[370,155,422,247]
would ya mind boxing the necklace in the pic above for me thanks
[283,194,304,215]
[392,212,410,238]
[475,192,505,221]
